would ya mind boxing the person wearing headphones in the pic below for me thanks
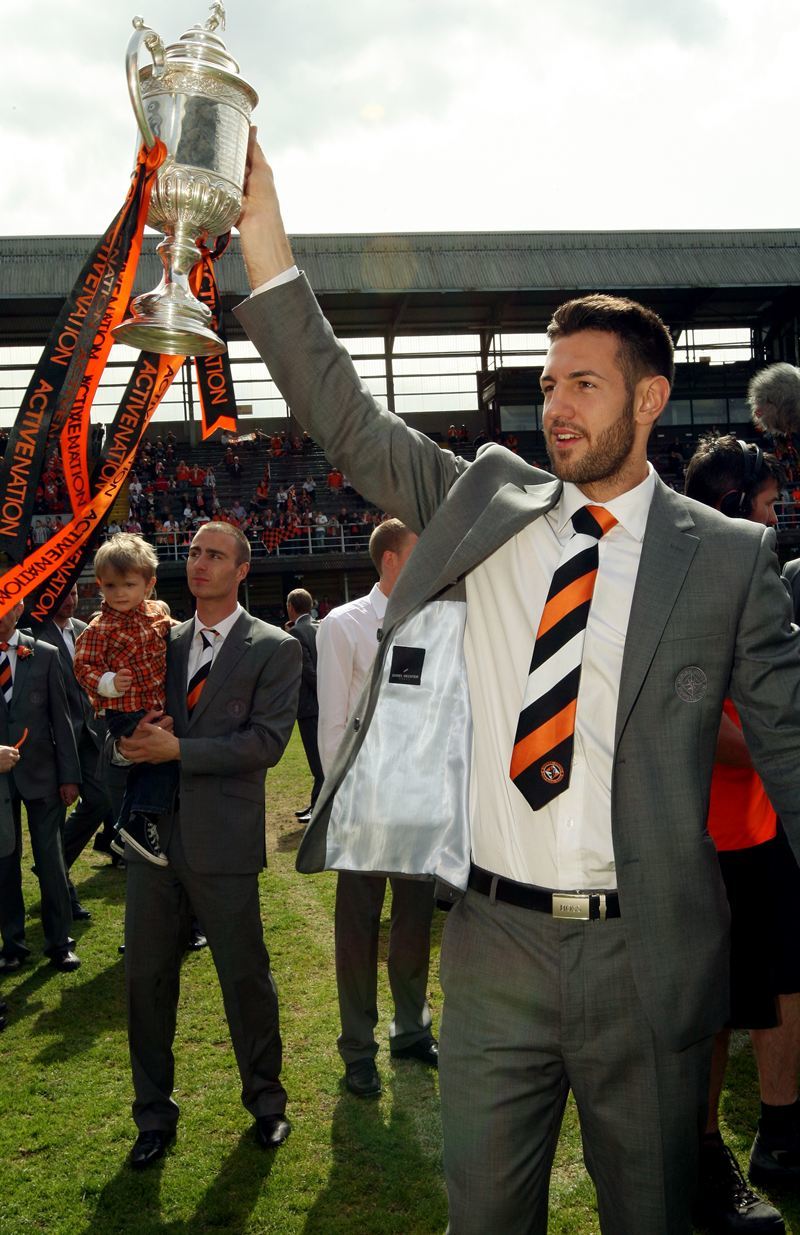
[685,433,800,1235]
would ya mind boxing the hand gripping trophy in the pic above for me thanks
[113,2,257,357]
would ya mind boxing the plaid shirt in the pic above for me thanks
[74,600,171,715]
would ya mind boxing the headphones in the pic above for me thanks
[719,440,764,518]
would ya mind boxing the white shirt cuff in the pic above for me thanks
[249,265,301,299]
[98,672,124,698]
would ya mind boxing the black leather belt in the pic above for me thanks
[468,866,620,920]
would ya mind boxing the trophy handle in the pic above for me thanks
[126,17,166,149]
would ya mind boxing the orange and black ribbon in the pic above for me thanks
[0,141,166,564]
[192,234,238,440]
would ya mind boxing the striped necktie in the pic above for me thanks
[510,504,618,809]
[186,629,218,715]
[0,642,12,707]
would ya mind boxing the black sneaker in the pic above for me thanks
[695,1136,784,1233]
[750,1122,800,1188]
[117,813,168,868]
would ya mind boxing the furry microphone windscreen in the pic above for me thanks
[748,363,800,436]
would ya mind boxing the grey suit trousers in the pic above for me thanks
[125,817,286,1131]
[335,870,435,1063]
[439,890,712,1235]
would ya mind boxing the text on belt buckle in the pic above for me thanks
[552,893,604,920]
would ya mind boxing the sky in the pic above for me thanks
[2,0,799,238]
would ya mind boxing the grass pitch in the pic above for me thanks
[0,730,796,1233]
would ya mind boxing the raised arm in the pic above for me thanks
[234,134,468,533]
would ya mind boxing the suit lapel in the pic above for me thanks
[615,480,699,747]
[188,612,253,727]
[9,633,35,715]
[385,476,562,631]
[169,621,194,731]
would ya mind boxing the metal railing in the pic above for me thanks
[132,526,374,560]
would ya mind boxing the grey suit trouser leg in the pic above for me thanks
[125,819,286,1132]
[62,733,112,870]
[335,871,435,1063]
[439,890,711,1235]
[0,795,72,957]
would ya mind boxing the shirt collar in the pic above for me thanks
[192,602,243,643]
[549,463,656,543]
[2,631,19,650]
[370,583,389,619]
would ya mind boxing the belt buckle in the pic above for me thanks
[552,893,592,920]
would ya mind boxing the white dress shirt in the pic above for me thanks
[316,583,388,776]
[59,620,76,660]
[465,467,656,890]
[186,604,243,685]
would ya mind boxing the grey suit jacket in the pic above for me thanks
[289,613,319,719]
[0,632,81,801]
[33,617,100,750]
[161,610,301,876]
[783,557,800,624]
[236,275,800,1052]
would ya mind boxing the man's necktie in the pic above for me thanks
[186,629,218,715]
[0,642,12,707]
[510,504,618,810]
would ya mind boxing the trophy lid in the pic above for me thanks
[160,3,258,106]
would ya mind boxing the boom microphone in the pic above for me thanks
[748,362,800,436]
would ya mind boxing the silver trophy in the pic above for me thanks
[113,3,257,357]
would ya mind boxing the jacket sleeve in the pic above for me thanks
[235,275,469,534]
[730,527,800,855]
[316,613,357,777]
[46,646,82,785]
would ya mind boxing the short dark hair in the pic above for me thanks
[369,518,414,576]
[287,588,312,615]
[193,521,251,565]
[546,294,675,390]
[684,432,784,515]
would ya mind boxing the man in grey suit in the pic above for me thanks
[285,587,323,820]
[33,585,115,917]
[231,139,800,1235]
[0,602,82,972]
[117,522,302,1169]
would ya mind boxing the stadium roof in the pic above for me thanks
[1,229,799,344]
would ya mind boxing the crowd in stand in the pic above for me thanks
[9,421,800,565]
[107,429,392,557]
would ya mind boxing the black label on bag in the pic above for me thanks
[389,646,425,686]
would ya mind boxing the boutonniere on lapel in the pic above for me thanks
[15,646,33,660]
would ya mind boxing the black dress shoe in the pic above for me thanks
[49,949,81,973]
[294,805,312,818]
[255,1115,291,1149]
[391,1036,439,1069]
[71,902,92,921]
[0,955,21,973]
[129,1128,175,1170]
[344,1059,382,1098]
[186,929,208,952]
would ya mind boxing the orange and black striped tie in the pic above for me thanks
[510,505,618,809]
[186,629,218,715]
[0,642,11,707]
